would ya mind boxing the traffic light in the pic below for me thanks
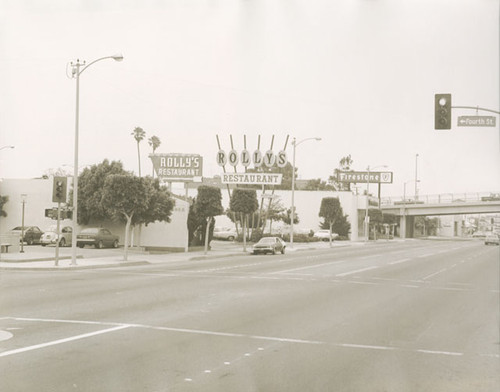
[435,93,452,130]
[52,176,67,203]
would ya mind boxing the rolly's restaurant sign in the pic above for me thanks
[217,149,288,185]
[150,153,203,181]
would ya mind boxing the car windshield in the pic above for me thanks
[80,228,99,234]
[259,238,276,244]
[12,227,24,230]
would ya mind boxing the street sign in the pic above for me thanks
[337,171,393,184]
[457,116,496,127]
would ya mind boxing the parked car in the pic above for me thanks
[9,226,43,245]
[76,228,119,249]
[213,227,237,241]
[313,229,339,241]
[484,233,499,245]
[252,237,286,255]
[481,193,500,201]
[40,225,72,247]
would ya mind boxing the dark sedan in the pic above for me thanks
[9,226,43,245]
[76,228,119,249]
[252,237,286,255]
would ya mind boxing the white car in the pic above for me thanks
[313,229,339,241]
[40,225,73,247]
[484,233,499,245]
[213,227,238,241]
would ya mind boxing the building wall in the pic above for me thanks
[174,185,360,241]
[0,178,189,250]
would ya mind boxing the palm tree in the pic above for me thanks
[148,135,161,177]
[131,127,146,176]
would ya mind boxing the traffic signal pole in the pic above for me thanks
[55,202,61,267]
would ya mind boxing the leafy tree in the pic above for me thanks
[131,126,146,176]
[101,174,174,260]
[0,195,9,217]
[319,197,350,245]
[281,208,299,226]
[229,189,259,251]
[194,186,224,254]
[263,196,286,233]
[329,154,354,191]
[368,209,384,239]
[148,135,161,177]
[75,160,129,225]
[305,178,334,191]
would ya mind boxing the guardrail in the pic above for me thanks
[380,192,500,206]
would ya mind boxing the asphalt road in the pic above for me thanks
[1,240,498,391]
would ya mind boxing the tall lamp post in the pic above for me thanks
[20,194,27,253]
[290,137,321,248]
[364,164,387,242]
[69,54,123,265]
[414,153,419,201]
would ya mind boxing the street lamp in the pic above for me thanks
[20,194,27,253]
[69,54,123,265]
[414,153,419,201]
[290,137,321,247]
[364,164,387,242]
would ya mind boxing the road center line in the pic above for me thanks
[272,259,347,274]
[388,258,410,265]
[0,325,129,358]
[422,268,448,280]
[336,266,378,277]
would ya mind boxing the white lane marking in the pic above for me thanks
[0,325,129,358]
[0,330,14,342]
[416,349,463,356]
[417,253,436,258]
[339,343,395,351]
[273,259,347,274]
[422,268,448,280]
[5,317,496,360]
[336,266,378,277]
[388,258,410,265]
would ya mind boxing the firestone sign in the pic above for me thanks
[150,153,203,181]
[338,171,393,184]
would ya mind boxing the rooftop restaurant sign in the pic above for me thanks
[217,148,287,185]
[216,149,288,168]
[338,171,393,184]
[221,173,283,185]
[150,153,203,181]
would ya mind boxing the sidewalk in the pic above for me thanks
[0,241,353,271]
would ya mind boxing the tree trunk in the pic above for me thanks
[242,214,247,252]
[329,222,333,248]
[124,215,133,261]
[204,216,212,255]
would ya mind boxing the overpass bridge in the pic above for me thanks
[377,192,500,238]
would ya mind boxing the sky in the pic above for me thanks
[0,0,499,199]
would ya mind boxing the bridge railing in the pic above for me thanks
[380,192,500,206]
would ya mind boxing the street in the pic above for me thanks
[1,240,498,391]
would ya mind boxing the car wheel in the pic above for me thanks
[281,248,285,254]
[41,244,46,247]
[271,248,276,255]
[59,238,66,247]
[227,236,235,241]
[27,238,33,245]
[112,240,119,248]
[96,241,103,249]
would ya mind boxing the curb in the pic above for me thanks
[0,261,150,271]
